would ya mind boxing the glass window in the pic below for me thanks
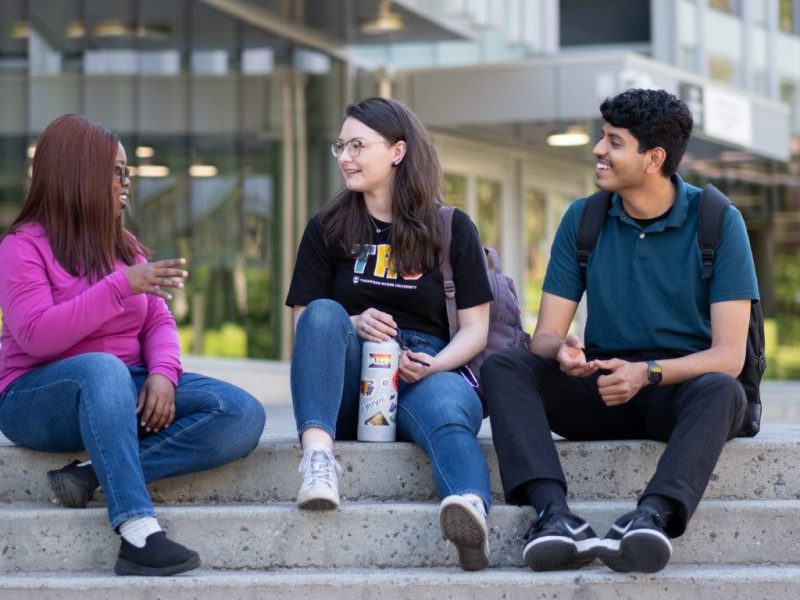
[444,173,467,211]
[779,0,795,32]
[0,0,346,360]
[523,187,547,329]
[476,178,502,248]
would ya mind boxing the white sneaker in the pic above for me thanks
[439,494,490,571]
[296,445,342,510]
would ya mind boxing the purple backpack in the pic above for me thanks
[439,206,531,413]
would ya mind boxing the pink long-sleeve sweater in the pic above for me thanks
[0,223,182,394]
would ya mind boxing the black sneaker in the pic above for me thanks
[47,460,99,508]
[522,508,599,571]
[595,507,672,573]
[115,531,201,576]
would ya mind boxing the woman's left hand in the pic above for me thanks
[137,374,176,432]
[398,349,436,383]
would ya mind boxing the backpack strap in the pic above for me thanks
[697,183,731,279]
[576,190,613,280]
[438,205,459,341]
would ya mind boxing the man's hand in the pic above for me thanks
[590,358,649,406]
[137,374,176,432]
[557,334,597,377]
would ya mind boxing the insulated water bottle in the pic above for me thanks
[357,338,400,442]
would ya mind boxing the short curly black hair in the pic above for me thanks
[599,89,693,177]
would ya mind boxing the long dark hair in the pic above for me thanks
[7,114,147,280]
[320,97,443,274]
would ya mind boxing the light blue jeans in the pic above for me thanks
[291,299,491,510]
[0,352,266,529]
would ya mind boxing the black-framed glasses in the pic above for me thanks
[114,166,130,185]
[330,138,387,158]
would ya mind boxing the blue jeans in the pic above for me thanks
[0,352,266,529]
[291,299,491,510]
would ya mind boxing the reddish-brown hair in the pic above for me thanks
[8,114,148,280]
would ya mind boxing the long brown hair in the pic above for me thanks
[8,114,147,281]
[320,97,443,274]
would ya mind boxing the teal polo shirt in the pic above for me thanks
[542,174,759,357]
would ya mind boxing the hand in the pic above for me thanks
[398,349,435,383]
[136,374,176,432]
[590,358,649,406]
[352,308,397,342]
[125,258,188,300]
[557,334,597,377]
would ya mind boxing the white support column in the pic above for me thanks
[696,0,709,76]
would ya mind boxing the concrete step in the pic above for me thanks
[2,565,800,600]
[2,500,798,573]
[2,423,799,505]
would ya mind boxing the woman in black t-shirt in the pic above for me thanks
[286,97,493,571]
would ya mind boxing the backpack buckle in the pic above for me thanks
[443,280,456,299]
[701,248,715,265]
[577,249,590,269]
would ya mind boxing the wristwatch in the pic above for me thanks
[646,360,662,386]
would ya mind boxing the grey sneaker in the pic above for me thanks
[297,446,342,510]
[439,495,490,571]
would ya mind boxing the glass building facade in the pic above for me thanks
[0,0,351,359]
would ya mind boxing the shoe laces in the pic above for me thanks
[524,508,574,540]
[298,448,342,491]
[466,497,486,518]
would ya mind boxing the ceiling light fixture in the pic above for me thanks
[91,21,171,39]
[136,165,170,177]
[546,125,591,147]
[189,165,219,177]
[359,0,404,35]
[11,22,30,40]
[135,146,155,159]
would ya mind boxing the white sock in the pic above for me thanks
[119,517,162,548]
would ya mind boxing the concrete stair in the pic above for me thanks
[1,407,799,598]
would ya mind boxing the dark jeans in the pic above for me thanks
[481,348,746,537]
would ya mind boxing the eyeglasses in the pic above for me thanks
[330,138,387,158]
[114,166,130,185]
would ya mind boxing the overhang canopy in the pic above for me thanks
[393,51,790,162]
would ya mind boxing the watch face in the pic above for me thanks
[648,362,662,384]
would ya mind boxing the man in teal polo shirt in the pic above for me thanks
[481,88,758,574]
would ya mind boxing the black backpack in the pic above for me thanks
[576,184,766,437]
[438,206,531,412]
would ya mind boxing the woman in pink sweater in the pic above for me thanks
[0,114,266,576]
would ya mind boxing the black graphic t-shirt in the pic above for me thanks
[286,208,493,341]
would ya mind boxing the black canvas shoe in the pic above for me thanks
[115,531,201,576]
[522,508,599,571]
[47,460,99,508]
[595,507,672,573]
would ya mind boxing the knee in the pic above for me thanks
[223,388,266,453]
[73,353,135,404]
[297,299,350,333]
[408,374,483,431]
[684,372,746,419]
[481,349,546,407]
